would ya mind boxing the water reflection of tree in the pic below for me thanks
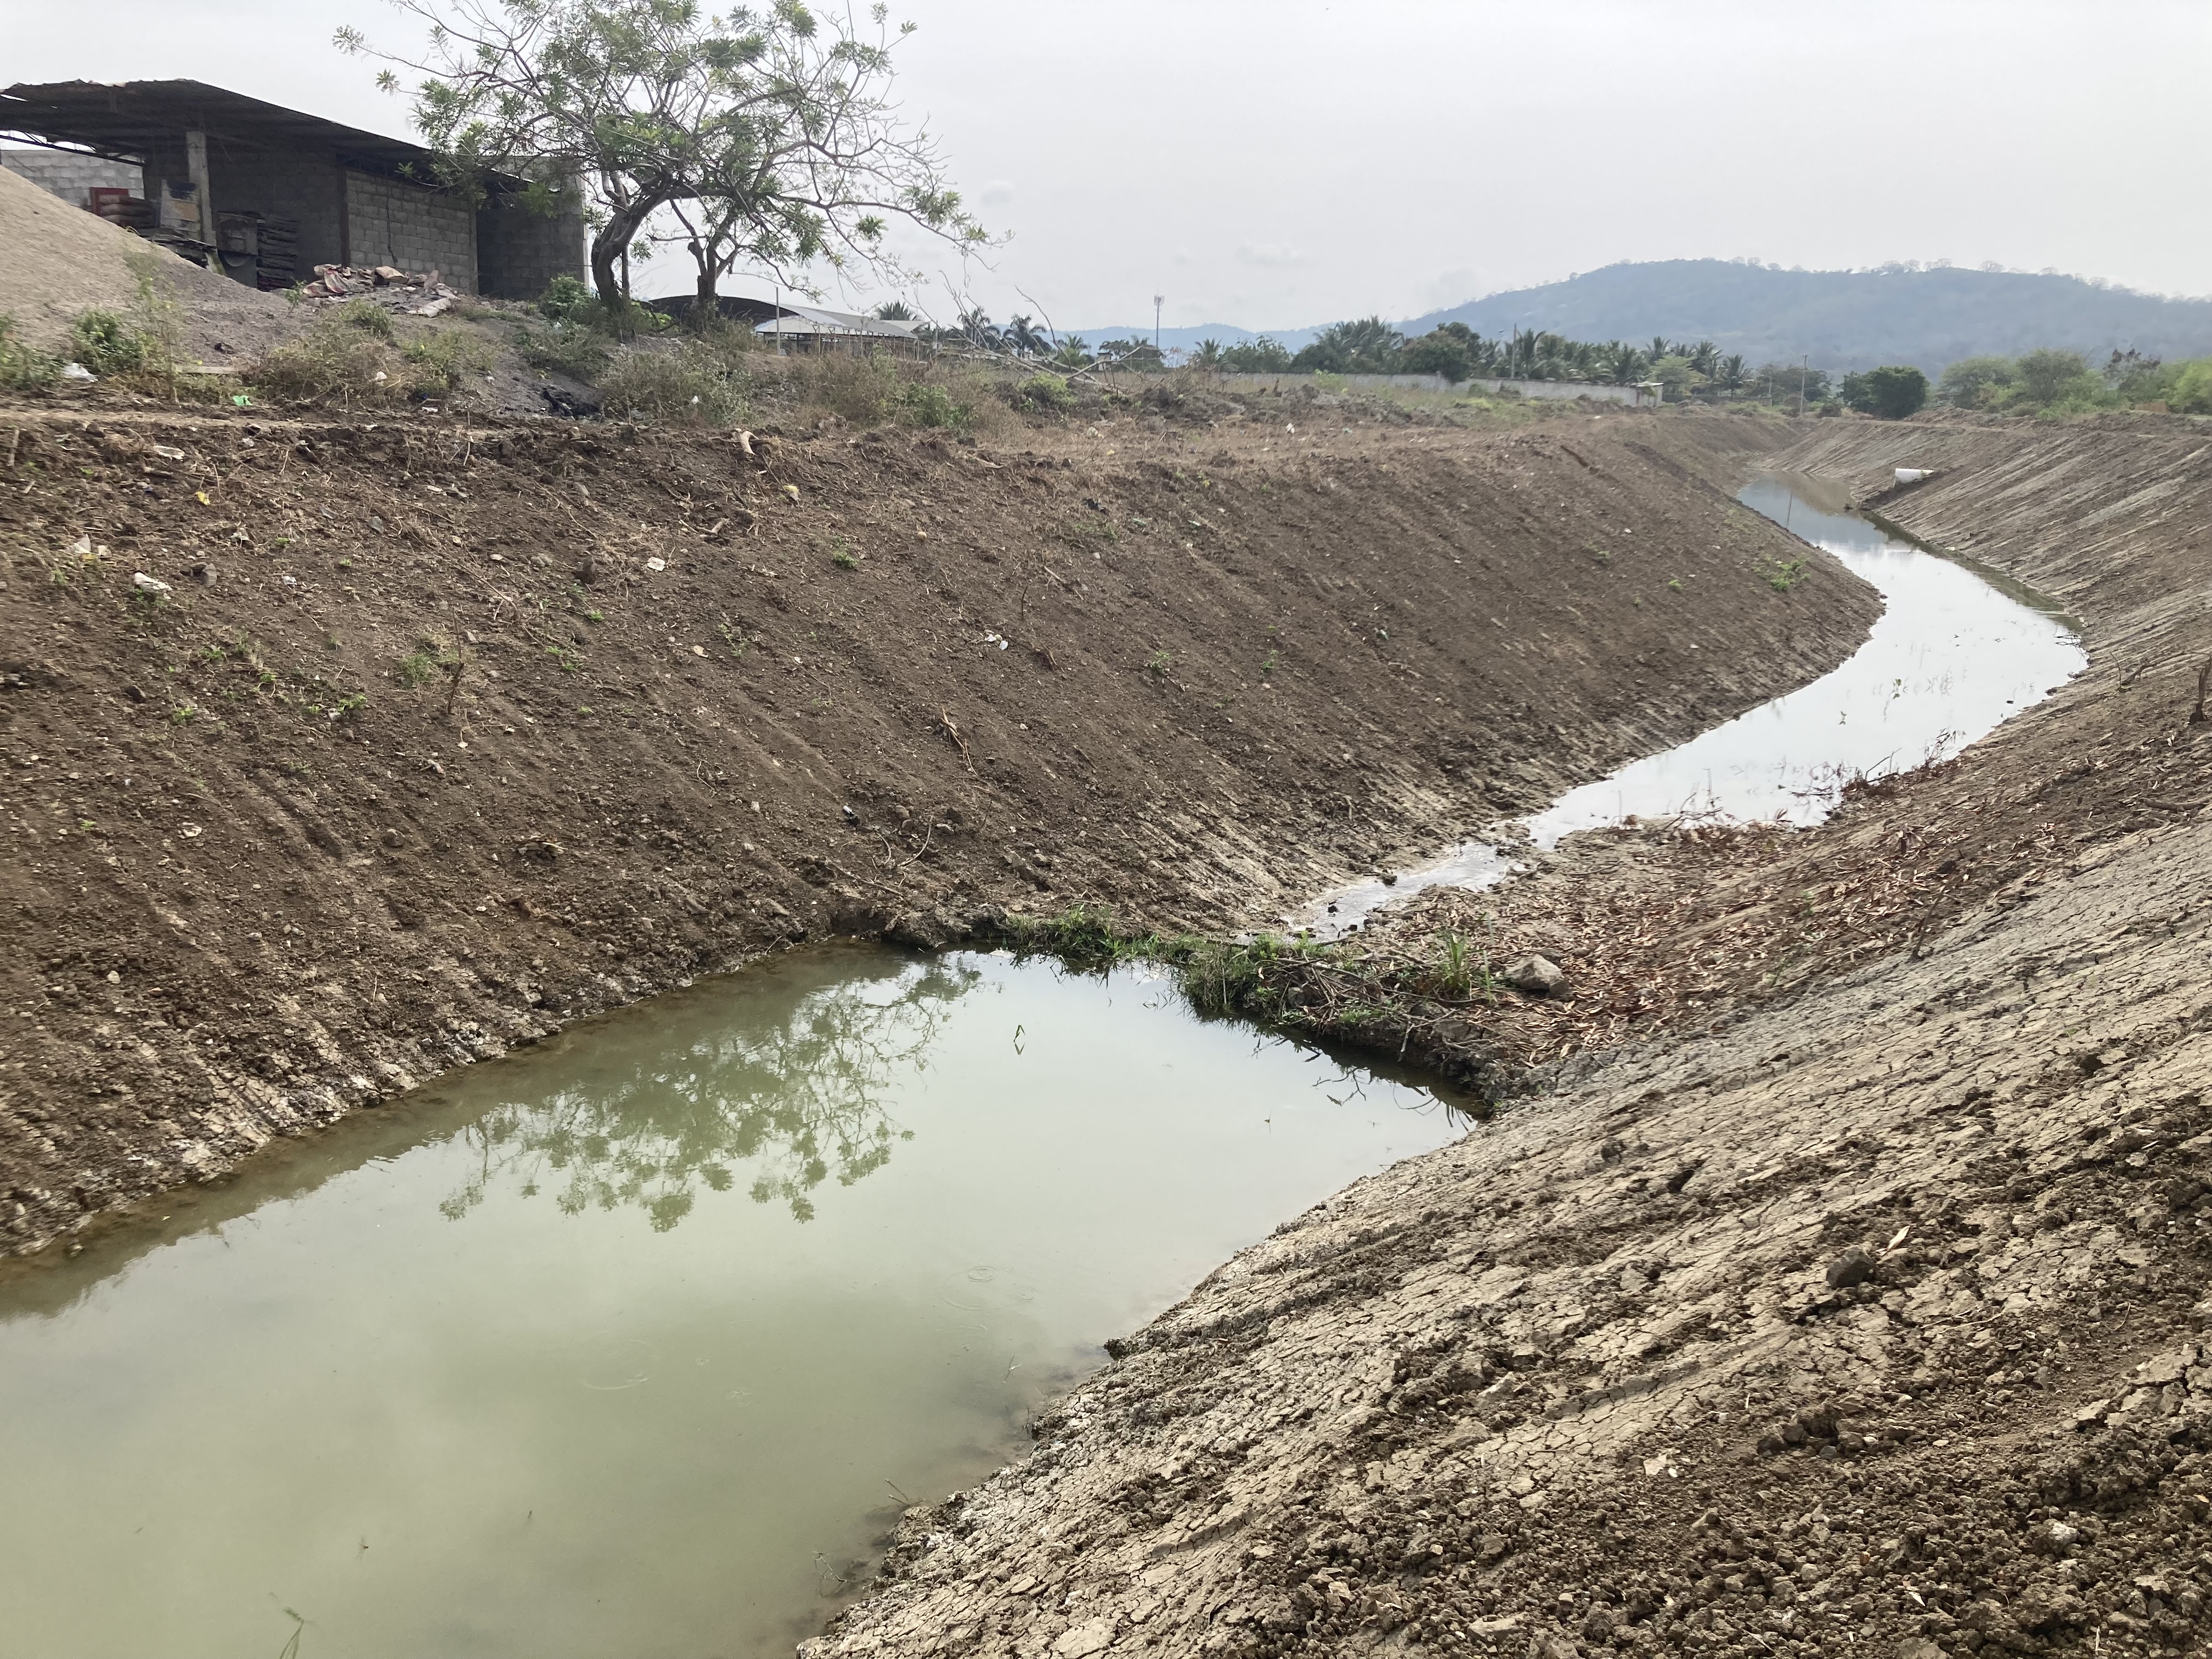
[440,958,979,1230]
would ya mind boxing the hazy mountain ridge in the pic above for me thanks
[1073,260,2212,373]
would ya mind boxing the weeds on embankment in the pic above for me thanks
[989,905,1506,1101]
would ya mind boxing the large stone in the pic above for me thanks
[1503,954,1567,996]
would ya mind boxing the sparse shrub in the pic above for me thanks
[401,328,495,392]
[0,314,59,391]
[1765,558,1807,591]
[898,380,970,430]
[255,313,488,407]
[538,274,596,325]
[396,648,440,687]
[788,352,900,424]
[252,316,400,405]
[1014,372,1072,411]
[1180,939,1264,1017]
[515,320,612,381]
[2166,360,2212,414]
[595,343,751,425]
[332,299,396,341]
[69,309,148,375]
[1146,648,1173,676]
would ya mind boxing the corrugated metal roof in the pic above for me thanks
[0,80,515,188]
[757,303,918,338]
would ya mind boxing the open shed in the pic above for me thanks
[0,79,583,298]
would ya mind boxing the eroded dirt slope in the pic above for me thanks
[0,408,1854,1256]
[809,414,2212,1659]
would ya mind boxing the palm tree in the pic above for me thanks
[1192,338,1224,369]
[956,308,1002,351]
[1648,336,1675,366]
[874,301,917,321]
[1715,354,1747,393]
[1004,315,1048,356]
[1687,340,1720,377]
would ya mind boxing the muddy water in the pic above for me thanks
[1305,471,2085,933]
[0,950,1466,1659]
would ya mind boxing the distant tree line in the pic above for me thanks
[1934,348,2212,415]
[881,301,2212,422]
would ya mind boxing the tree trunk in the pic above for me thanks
[589,191,668,310]
[693,253,720,330]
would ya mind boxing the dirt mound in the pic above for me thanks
[0,163,294,360]
[0,408,1856,1259]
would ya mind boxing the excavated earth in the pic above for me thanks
[809,413,2212,1659]
[0,405,1859,1258]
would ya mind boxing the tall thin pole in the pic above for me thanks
[1799,354,1808,416]
[1154,292,1164,357]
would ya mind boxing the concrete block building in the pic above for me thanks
[0,79,584,298]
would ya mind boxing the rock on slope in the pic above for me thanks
[808,415,2212,1659]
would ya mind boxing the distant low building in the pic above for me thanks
[0,79,583,298]
[639,294,924,355]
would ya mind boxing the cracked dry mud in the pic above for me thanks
[811,414,2212,1659]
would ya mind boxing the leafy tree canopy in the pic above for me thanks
[1840,364,1929,419]
[338,0,987,306]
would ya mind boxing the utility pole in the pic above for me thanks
[1154,292,1164,358]
[1798,354,1809,416]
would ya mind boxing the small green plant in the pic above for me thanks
[1260,647,1280,676]
[396,649,440,687]
[1667,577,1684,592]
[1765,558,1807,591]
[332,298,396,341]
[896,380,972,430]
[168,703,199,725]
[544,644,584,673]
[400,327,495,391]
[330,692,368,719]
[585,607,605,623]
[0,314,60,391]
[830,538,860,570]
[1014,372,1072,411]
[1146,648,1173,676]
[1430,929,1474,998]
[69,308,148,375]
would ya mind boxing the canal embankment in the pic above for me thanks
[0,405,1855,1257]
[809,411,2212,1659]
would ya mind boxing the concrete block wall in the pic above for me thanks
[475,198,586,301]
[1,148,143,207]
[207,153,346,271]
[344,170,477,290]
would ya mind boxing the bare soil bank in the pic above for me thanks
[811,415,2212,1659]
[1266,414,2212,1092]
[0,408,1858,1257]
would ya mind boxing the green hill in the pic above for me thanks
[1400,260,2212,373]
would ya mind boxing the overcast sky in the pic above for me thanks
[8,0,2207,329]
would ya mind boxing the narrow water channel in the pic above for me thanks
[0,951,1467,1659]
[1303,471,2086,933]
